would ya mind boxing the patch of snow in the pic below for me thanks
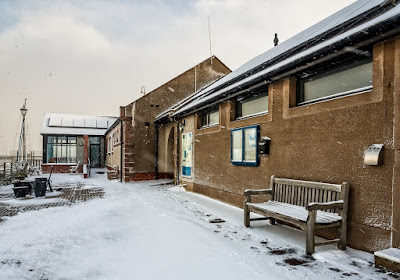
[168,186,186,192]
[41,113,118,136]
[0,185,13,194]
[1,197,68,206]
[45,191,63,197]
[80,185,100,190]
[364,211,391,230]
[0,171,396,279]
[375,248,400,263]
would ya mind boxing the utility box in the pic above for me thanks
[258,137,271,155]
[364,144,384,166]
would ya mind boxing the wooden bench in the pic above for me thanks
[107,170,119,180]
[244,175,349,255]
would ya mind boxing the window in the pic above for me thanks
[231,125,259,166]
[236,90,268,119]
[200,108,219,128]
[46,136,77,163]
[181,132,193,176]
[108,136,112,154]
[298,57,373,105]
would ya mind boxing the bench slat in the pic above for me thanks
[248,201,342,224]
[274,178,342,192]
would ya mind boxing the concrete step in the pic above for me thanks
[374,248,400,272]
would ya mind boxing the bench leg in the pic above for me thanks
[270,218,275,225]
[306,210,316,255]
[244,203,250,227]
[338,220,347,250]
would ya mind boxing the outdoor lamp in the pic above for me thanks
[20,107,27,116]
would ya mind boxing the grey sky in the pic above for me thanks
[0,0,356,154]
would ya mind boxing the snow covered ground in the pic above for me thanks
[0,170,397,280]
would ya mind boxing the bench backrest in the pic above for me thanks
[270,176,349,213]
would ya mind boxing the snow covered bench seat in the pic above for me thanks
[244,176,349,255]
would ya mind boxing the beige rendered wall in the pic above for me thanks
[105,122,122,170]
[176,38,399,253]
[158,122,175,174]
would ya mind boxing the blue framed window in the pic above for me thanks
[231,125,259,166]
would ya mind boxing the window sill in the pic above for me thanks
[42,163,77,166]
[234,111,268,122]
[231,161,258,167]
[198,123,219,130]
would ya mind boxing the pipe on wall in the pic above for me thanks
[120,119,123,183]
[155,122,159,180]
[174,117,180,185]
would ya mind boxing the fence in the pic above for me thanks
[0,157,42,183]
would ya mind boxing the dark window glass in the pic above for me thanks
[45,136,77,164]
[90,136,100,144]
[200,108,219,128]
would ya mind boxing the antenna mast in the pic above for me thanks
[208,16,213,64]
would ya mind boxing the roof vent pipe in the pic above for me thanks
[274,33,279,47]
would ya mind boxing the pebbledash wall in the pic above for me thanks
[163,3,400,253]
[118,56,231,182]
[173,38,399,253]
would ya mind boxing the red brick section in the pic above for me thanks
[130,172,173,181]
[120,106,136,182]
[83,135,89,165]
[42,164,74,173]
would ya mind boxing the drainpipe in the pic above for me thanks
[174,117,180,185]
[155,122,159,180]
[120,119,123,183]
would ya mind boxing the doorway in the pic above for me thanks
[166,127,175,173]
[89,137,101,167]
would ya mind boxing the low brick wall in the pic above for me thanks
[42,164,83,174]
[124,172,173,181]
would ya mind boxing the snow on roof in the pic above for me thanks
[173,0,393,116]
[41,113,118,136]
[155,76,226,121]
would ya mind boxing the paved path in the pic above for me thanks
[0,181,104,221]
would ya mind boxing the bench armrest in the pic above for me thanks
[306,200,344,211]
[244,189,273,196]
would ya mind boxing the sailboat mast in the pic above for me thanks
[19,98,28,162]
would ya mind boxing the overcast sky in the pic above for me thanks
[0,0,356,154]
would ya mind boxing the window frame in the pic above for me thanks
[199,107,219,128]
[235,89,269,120]
[45,135,77,164]
[231,125,260,167]
[296,53,373,106]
